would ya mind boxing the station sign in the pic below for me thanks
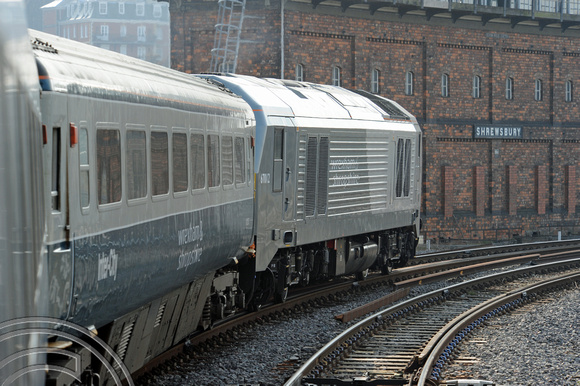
[473,125,523,139]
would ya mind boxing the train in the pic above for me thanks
[0,7,421,384]
[0,1,47,385]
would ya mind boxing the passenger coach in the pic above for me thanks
[33,29,255,374]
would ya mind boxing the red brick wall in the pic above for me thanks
[442,166,454,218]
[536,165,547,215]
[474,166,485,217]
[169,0,580,241]
[567,165,576,216]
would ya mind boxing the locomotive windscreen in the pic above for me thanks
[351,90,411,120]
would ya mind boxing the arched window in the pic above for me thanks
[566,80,573,102]
[371,69,380,94]
[505,77,513,100]
[535,79,543,101]
[405,71,414,96]
[472,76,481,98]
[332,66,341,87]
[296,64,304,82]
[441,73,449,97]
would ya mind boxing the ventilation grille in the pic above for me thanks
[317,137,329,214]
[305,137,318,217]
[113,320,135,371]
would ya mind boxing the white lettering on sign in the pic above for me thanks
[331,158,360,186]
[330,158,357,171]
[98,249,118,281]
[178,221,203,246]
[473,126,522,139]
[177,248,203,271]
[260,173,271,184]
[177,220,204,271]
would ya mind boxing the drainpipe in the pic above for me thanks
[281,0,285,79]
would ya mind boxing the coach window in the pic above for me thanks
[371,69,380,94]
[190,133,205,190]
[79,127,90,209]
[472,76,481,98]
[273,128,284,192]
[506,77,513,100]
[207,134,220,188]
[222,136,234,186]
[296,64,304,82]
[566,80,573,102]
[235,137,245,184]
[151,131,169,196]
[173,131,188,193]
[535,79,543,101]
[405,71,414,96]
[51,128,61,211]
[441,73,449,97]
[97,129,122,205]
[126,130,147,200]
[332,66,341,87]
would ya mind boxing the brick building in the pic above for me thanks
[166,0,580,242]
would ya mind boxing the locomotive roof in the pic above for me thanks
[30,30,251,117]
[202,73,414,123]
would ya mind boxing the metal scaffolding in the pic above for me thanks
[210,0,246,73]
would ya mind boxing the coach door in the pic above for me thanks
[273,127,297,222]
[42,94,73,320]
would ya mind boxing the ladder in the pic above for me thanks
[210,0,246,73]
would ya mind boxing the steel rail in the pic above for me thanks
[417,270,580,385]
[283,255,580,386]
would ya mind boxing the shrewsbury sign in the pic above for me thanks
[473,125,523,139]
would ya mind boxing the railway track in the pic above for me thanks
[284,253,580,385]
[134,240,580,385]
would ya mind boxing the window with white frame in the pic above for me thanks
[137,26,146,41]
[119,2,125,14]
[505,77,513,100]
[153,4,162,17]
[99,2,107,14]
[100,25,109,40]
[136,2,144,16]
[535,79,543,101]
[405,71,414,96]
[137,46,146,60]
[441,73,449,97]
[296,64,303,81]
[473,75,481,98]
[566,80,573,102]
[120,25,127,37]
[332,66,341,87]
[371,69,380,94]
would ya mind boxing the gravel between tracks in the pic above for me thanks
[443,287,580,385]
[141,264,580,386]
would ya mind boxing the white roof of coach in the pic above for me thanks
[30,30,251,116]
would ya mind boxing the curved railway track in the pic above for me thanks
[284,253,580,385]
[134,240,580,385]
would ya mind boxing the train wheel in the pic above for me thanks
[381,260,393,275]
[274,286,288,303]
[355,269,369,281]
[250,269,275,310]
